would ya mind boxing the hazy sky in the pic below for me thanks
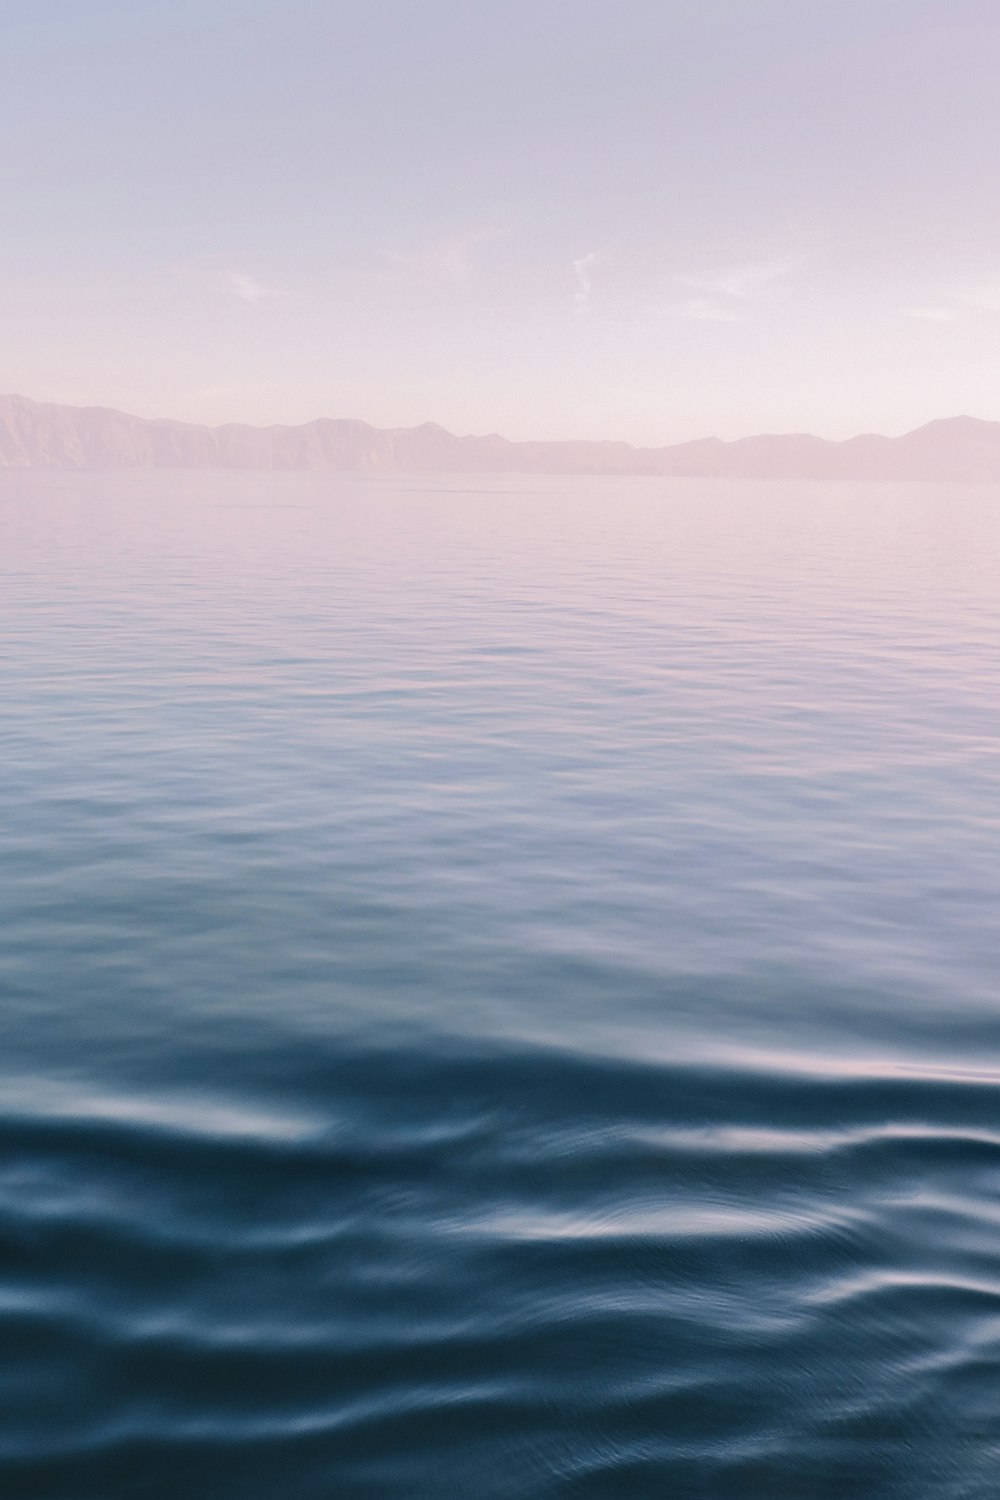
[3,0,1000,442]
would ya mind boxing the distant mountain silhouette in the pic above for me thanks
[2,395,1000,480]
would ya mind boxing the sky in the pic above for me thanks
[2,0,1000,444]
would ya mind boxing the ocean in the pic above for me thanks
[2,469,1000,1498]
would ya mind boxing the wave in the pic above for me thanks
[2,1041,998,1497]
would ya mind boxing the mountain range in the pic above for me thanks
[2,394,1000,481]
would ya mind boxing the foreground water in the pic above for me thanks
[2,472,1000,1498]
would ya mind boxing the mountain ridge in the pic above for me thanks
[2,394,1000,481]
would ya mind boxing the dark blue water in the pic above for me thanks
[2,471,1000,1498]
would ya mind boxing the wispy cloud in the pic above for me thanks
[901,279,1000,323]
[662,256,798,321]
[675,258,797,301]
[380,227,502,284]
[572,251,602,315]
[958,282,1000,314]
[187,383,257,402]
[901,306,957,323]
[226,272,288,305]
[664,296,746,323]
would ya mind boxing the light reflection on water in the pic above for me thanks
[1,471,1000,1497]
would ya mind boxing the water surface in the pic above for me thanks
[2,471,1000,1498]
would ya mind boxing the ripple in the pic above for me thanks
[4,473,1000,1495]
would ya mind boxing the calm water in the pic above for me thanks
[2,471,1000,1499]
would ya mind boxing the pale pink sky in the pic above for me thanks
[2,0,999,443]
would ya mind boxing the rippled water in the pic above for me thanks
[2,471,1000,1498]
